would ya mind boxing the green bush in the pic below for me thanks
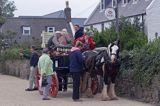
[120,38,160,85]
[0,47,30,61]
[89,17,148,50]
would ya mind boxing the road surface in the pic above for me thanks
[0,74,152,106]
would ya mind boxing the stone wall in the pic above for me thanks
[0,60,30,79]
[116,72,160,105]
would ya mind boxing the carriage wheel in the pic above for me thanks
[49,73,59,97]
[91,76,99,95]
[36,69,43,95]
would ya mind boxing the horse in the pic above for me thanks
[81,41,120,101]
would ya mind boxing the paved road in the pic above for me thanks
[0,74,152,106]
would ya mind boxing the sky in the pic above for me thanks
[12,0,100,18]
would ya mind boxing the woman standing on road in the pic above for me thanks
[38,48,53,100]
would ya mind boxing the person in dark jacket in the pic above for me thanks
[74,25,84,40]
[69,41,83,101]
[20,46,39,91]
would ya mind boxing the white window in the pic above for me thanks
[122,0,128,6]
[133,0,138,4]
[47,27,55,33]
[104,22,112,29]
[112,0,117,8]
[93,24,102,32]
[100,0,105,11]
[22,26,31,35]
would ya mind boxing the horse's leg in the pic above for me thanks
[108,72,118,100]
[85,76,93,98]
[101,64,110,101]
[97,75,103,93]
[81,72,89,93]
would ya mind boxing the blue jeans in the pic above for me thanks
[42,75,52,98]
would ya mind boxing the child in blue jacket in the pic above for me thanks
[69,41,83,101]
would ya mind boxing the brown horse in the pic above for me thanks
[81,41,120,101]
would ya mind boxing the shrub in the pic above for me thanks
[120,38,160,85]
[89,17,148,50]
[0,47,30,61]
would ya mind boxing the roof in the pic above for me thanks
[43,10,86,26]
[85,0,153,25]
[43,10,65,18]
[17,9,86,26]
[1,18,72,43]
[71,18,86,27]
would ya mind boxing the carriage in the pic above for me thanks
[36,45,99,97]
[35,30,100,97]
[36,31,120,100]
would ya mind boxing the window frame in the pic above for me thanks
[112,0,117,8]
[100,0,105,11]
[122,0,128,6]
[22,26,31,36]
[47,27,55,33]
[133,0,138,4]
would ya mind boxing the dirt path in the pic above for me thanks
[0,74,152,106]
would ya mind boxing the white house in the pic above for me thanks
[84,0,160,41]
[146,0,160,41]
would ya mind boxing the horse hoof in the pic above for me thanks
[101,96,111,101]
[110,97,118,100]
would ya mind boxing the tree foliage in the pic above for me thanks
[120,38,160,85]
[87,17,148,51]
[0,0,16,17]
[0,30,16,50]
[0,0,16,26]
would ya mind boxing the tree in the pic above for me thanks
[0,0,16,26]
[0,0,16,17]
[90,17,147,50]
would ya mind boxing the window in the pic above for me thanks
[112,0,117,8]
[104,22,112,29]
[47,27,55,33]
[133,0,138,4]
[22,26,31,35]
[93,24,102,32]
[100,0,105,10]
[122,0,128,6]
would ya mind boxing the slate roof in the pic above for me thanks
[1,9,86,43]
[1,17,72,43]
[85,0,153,25]
[43,10,65,18]
[43,10,86,26]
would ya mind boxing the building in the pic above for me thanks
[1,2,86,44]
[84,0,160,41]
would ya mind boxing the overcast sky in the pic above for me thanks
[12,0,100,18]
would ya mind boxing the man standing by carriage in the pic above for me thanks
[20,45,39,91]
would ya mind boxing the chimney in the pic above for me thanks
[64,1,71,23]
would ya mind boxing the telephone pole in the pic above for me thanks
[0,0,2,16]
[115,0,119,39]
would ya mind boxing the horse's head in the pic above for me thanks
[108,41,120,63]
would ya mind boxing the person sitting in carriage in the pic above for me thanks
[73,33,96,51]
[74,24,84,40]
[47,30,72,50]
[73,25,96,51]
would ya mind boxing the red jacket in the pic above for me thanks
[73,34,96,50]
